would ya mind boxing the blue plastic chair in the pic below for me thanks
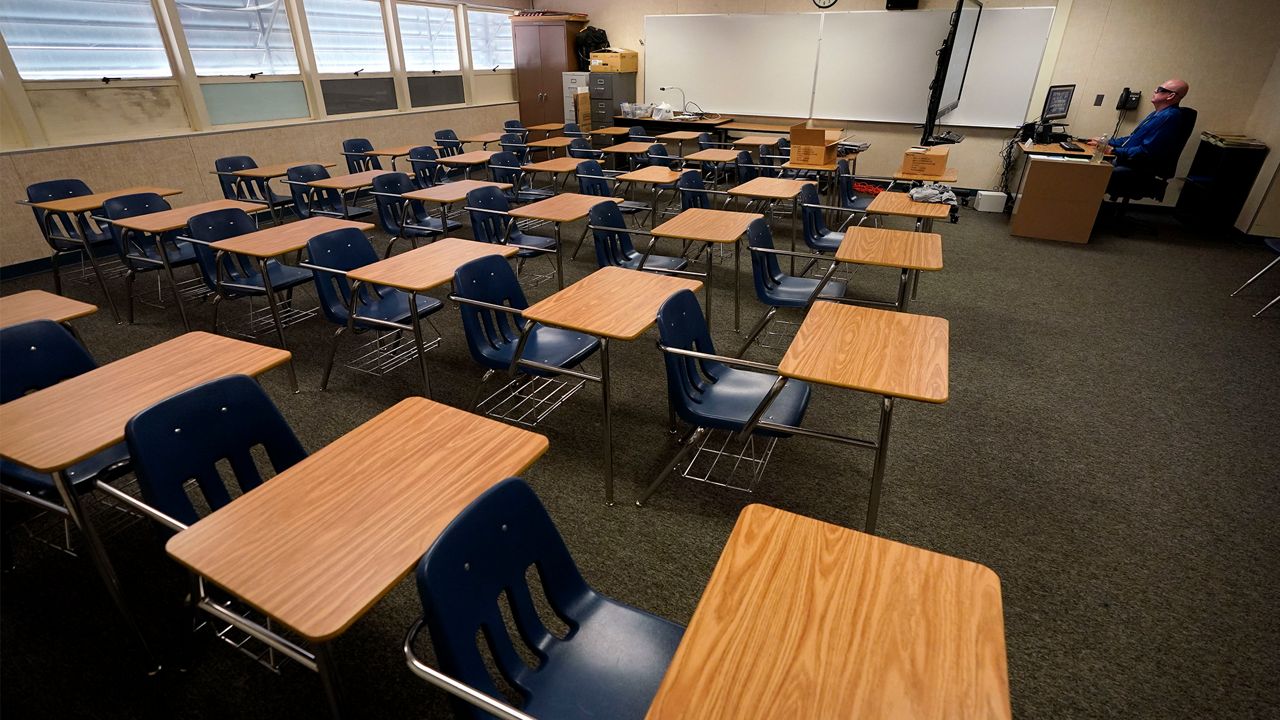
[213,156,294,222]
[799,183,845,256]
[305,228,445,390]
[636,289,812,504]
[434,129,463,158]
[465,187,557,278]
[452,255,599,401]
[503,119,529,141]
[372,172,457,256]
[567,137,602,160]
[185,208,313,332]
[647,143,681,170]
[102,192,201,329]
[739,218,847,356]
[406,477,683,720]
[675,169,730,211]
[628,125,656,143]
[410,144,465,185]
[25,179,118,311]
[588,201,687,273]
[499,132,532,165]
[342,138,381,174]
[284,164,371,220]
[695,131,732,151]
[488,151,546,204]
[0,320,131,503]
[563,122,586,138]
[125,375,306,528]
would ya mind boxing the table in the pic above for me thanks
[1010,155,1112,244]
[828,226,943,311]
[0,289,97,332]
[402,179,512,232]
[527,136,574,158]
[24,185,183,323]
[776,301,948,533]
[652,208,762,331]
[365,145,420,171]
[110,199,263,330]
[590,126,633,141]
[526,122,565,138]
[522,156,583,192]
[209,216,376,391]
[612,115,730,136]
[732,134,783,148]
[601,140,658,171]
[522,267,702,504]
[617,165,683,227]
[305,170,389,219]
[656,130,701,155]
[782,159,840,204]
[865,191,951,233]
[719,121,795,134]
[437,150,498,180]
[0,332,291,670]
[508,193,623,290]
[728,177,811,266]
[892,167,959,184]
[646,503,1010,720]
[227,162,333,224]
[345,238,520,396]
[460,131,503,148]
[685,148,739,187]
[166,396,548,716]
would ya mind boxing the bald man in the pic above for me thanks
[1089,78,1194,197]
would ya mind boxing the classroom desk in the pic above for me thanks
[365,145,419,171]
[24,185,182,323]
[1010,156,1113,244]
[208,216,375,391]
[656,130,701,155]
[646,503,1010,720]
[110,199,262,330]
[526,122,565,138]
[166,396,549,717]
[0,289,96,332]
[460,132,503,148]
[522,156,582,192]
[808,226,944,312]
[225,163,332,224]
[728,177,811,265]
[527,136,574,158]
[589,126,633,143]
[732,134,783,148]
[305,170,389,219]
[508,194,623,290]
[782,159,841,204]
[776,302,948,533]
[436,150,498,180]
[612,115,730,137]
[344,238,520,396]
[0,331,291,670]
[685,148,739,187]
[892,167,959,184]
[402,179,512,231]
[616,165,683,227]
[865,191,951,232]
[522,267,702,504]
[652,208,762,331]
[600,140,659,171]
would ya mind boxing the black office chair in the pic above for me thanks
[1107,106,1198,211]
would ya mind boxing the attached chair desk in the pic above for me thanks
[364,145,419,171]
[508,193,624,290]
[436,150,499,180]
[728,177,811,266]
[0,332,291,671]
[0,289,96,331]
[866,191,951,232]
[402,179,512,231]
[167,397,549,718]
[656,130,701,155]
[345,238,520,397]
[646,504,1010,720]
[527,136,574,158]
[652,207,762,332]
[809,226,944,312]
[616,165,684,227]
[522,156,583,192]
[460,132,503,148]
[522,267,702,504]
[306,170,390,218]
[229,163,332,223]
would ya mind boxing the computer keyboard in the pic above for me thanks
[1059,141,1084,151]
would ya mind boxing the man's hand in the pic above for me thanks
[1085,137,1102,147]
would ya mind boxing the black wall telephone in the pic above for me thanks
[1116,88,1141,111]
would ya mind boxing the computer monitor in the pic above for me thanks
[1042,84,1075,122]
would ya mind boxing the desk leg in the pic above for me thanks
[734,237,741,332]
[77,237,123,323]
[601,339,615,506]
[316,642,345,720]
[554,222,565,290]
[912,217,934,300]
[257,257,298,393]
[54,469,161,673]
[865,395,895,536]
[439,201,452,236]
[704,244,714,331]
[408,291,433,398]
[154,234,191,331]
[896,269,912,311]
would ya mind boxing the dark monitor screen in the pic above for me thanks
[1042,84,1075,121]
[936,0,984,119]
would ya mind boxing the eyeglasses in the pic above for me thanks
[1154,87,1178,95]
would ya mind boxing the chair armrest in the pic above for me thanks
[802,201,860,214]
[447,295,526,316]
[299,261,347,275]
[404,618,536,720]
[587,223,654,236]
[682,187,731,196]
[340,151,372,159]
[700,140,734,148]
[658,343,783,373]
[463,205,511,217]
[174,235,212,246]
[747,245,830,260]
[281,179,311,187]
[95,481,188,533]
[371,191,408,200]
[575,173,619,184]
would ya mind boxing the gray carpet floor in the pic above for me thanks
[1,198,1278,719]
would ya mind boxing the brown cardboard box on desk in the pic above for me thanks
[901,146,951,177]
[589,49,638,73]
[790,123,839,166]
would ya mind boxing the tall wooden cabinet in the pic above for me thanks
[512,14,587,126]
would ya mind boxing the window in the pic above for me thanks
[397,3,459,73]
[176,0,300,76]
[304,0,390,74]
[466,9,513,71]
[0,0,171,80]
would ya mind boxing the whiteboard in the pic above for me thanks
[644,7,1054,129]
[643,13,823,118]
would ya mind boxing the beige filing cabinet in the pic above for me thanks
[1011,156,1113,244]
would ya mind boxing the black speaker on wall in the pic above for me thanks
[887,0,919,8]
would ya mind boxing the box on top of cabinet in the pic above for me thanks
[589,49,638,73]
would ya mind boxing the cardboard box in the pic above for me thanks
[589,49,638,73]
[900,146,951,177]
[573,89,592,131]
[789,123,839,167]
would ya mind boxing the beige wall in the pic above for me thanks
[2,102,517,266]
[547,0,1280,201]
[1236,47,1280,235]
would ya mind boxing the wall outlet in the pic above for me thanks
[1094,94,1105,106]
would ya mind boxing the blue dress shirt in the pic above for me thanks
[1108,106,1189,172]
